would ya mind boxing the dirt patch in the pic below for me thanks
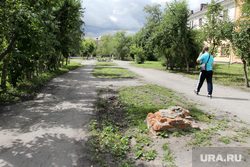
[95,89,129,131]
[88,89,134,167]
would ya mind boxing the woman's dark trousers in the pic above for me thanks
[196,71,213,95]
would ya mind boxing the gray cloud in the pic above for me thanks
[81,0,212,37]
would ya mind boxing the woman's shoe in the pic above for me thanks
[207,94,212,98]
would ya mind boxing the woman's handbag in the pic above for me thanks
[200,54,211,71]
[200,63,206,71]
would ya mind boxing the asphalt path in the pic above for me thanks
[115,60,250,124]
[0,61,99,167]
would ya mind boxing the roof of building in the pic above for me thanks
[190,0,234,15]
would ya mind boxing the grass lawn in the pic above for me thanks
[93,67,136,78]
[95,62,118,66]
[93,61,136,79]
[131,61,166,71]
[131,61,250,90]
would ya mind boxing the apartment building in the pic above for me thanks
[189,0,242,62]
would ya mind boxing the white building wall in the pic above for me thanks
[228,7,236,21]
[189,0,236,28]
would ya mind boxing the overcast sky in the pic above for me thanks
[81,0,212,38]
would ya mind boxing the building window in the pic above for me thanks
[190,21,194,28]
[221,47,226,57]
[199,18,202,27]
[223,9,228,20]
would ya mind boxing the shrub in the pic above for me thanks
[130,44,146,64]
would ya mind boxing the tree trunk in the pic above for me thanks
[26,71,31,80]
[39,60,44,74]
[47,57,51,70]
[62,57,64,66]
[170,55,174,70]
[182,38,190,73]
[58,54,62,67]
[211,45,215,55]
[1,55,10,90]
[68,56,70,65]
[165,54,168,70]
[242,59,249,87]
[211,38,216,55]
[35,60,39,76]
[0,35,16,62]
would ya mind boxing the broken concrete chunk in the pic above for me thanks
[146,106,199,135]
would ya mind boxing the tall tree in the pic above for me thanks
[112,31,131,60]
[96,34,113,57]
[166,0,193,72]
[201,0,232,55]
[82,38,97,59]
[231,0,250,87]
[148,0,198,72]
[55,0,84,63]
[134,4,162,61]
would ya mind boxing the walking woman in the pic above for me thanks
[194,46,214,98]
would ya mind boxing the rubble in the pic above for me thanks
[146,106,199,135]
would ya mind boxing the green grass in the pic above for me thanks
[188,107,215,123]
[212,63,250,87]
[93,67,136,78]
[172,131,186,137]
[119,84,193,122]
[76,58,88,61]
[96,62,118,66]
[218,136,231,144]
[62,61,83,70]
[0,61,82,104]
[187,128,219,146]
[133,135,157,161]
[131,61,250,90]
[162,143,177,167]
[131,61,166,71]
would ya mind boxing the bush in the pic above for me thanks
[130,44,146,64]
[135,54,146,64]
[160,57,167,67]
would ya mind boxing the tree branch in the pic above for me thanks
[54,7,68,22]
[0,35,16,62]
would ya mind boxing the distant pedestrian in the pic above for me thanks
[194,46,214,98]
